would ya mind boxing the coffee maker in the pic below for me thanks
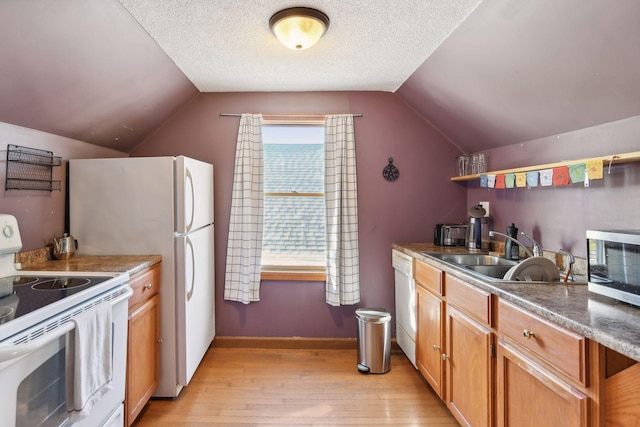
[466,204,490,251]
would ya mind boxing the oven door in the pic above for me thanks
[0,288,130,427]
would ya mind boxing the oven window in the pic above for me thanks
[16,346,69,427]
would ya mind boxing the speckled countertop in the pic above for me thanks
[394,242,640,362]
[19,253,162,277]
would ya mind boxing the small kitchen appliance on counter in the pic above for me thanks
[587,229,640,307]
[434,224,468,246]
[467,205,490,251]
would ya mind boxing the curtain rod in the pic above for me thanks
[220,113,362,117]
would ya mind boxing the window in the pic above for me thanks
[261,122,326,279]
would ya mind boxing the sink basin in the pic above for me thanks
[422,252,518,280]
[463,264,515,279]
[423,252,518,267]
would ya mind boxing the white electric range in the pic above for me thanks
[0,214,132,427]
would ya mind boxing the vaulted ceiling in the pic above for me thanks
[1,0,639,154]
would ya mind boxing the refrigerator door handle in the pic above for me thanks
[186,235,195,301]
[185,167,195,233]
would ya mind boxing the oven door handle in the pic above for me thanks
[0,321,75,363]
[0,287,132,363]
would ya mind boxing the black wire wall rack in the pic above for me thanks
[5,144,62,191]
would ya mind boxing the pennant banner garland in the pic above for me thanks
[475,161,603,190]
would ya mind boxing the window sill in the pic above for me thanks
[261,267,326,282]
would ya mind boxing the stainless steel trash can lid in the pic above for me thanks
[356,308,391,322]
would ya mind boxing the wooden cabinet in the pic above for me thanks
[416,282,445,397]
[414,260,494,426]
[444,275,494,427]
[496,341,588,427]
[408,252,639,427]
[125,263,161,427]
[496,298,588,427]
[415,260,445,397]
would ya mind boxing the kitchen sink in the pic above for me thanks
[422,252,519,280]
[421,252,583,283]
[463,264,515,279]
[423,253,519,267]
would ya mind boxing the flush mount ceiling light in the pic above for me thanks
[269,7,330,50]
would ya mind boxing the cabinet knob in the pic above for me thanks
[523,329,535,339]
[441,354,449,361]
[432,344,440,352]
[144,283,152,290]
[157,338,164,344]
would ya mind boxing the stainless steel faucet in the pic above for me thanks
[520,232,543,257]
[488,231,534,258]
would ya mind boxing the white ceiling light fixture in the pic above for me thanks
[269,7,330,50]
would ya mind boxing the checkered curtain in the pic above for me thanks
[224,113,264,304]
[324,114,360,306]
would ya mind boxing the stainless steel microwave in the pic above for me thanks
[587,229,640,307]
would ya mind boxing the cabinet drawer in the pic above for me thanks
[498,298,586,385]
[415,260,443,295]
[128,264,161,310]
[446,275,492,326]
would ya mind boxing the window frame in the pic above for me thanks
[261,117,326,282]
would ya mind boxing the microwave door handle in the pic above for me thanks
[0,287,132,363]
[0,321,75,363]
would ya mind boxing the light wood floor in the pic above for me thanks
[133,342,459,426]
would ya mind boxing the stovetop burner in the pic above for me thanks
[31,277,91,290]
[0,275,112,323]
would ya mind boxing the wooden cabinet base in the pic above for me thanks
[605,362,640,426]
[125,264,161,426]
[497,341,588,427]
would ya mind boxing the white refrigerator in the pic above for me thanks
[69,156,215,398]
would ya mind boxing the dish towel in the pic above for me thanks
[66,302,113,422]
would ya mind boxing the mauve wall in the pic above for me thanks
[466,115,640,257]
[131,91,467,338]
[0,122,127,250]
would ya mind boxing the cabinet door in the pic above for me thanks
[416,284,445,398]
[126,294,161,426]
[445,305,493,427]
[496,341,588,427]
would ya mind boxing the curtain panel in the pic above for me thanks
[324,114,360,306]
[224,113,264,304]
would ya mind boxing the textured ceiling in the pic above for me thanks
[118,0,482,92]
[2,0,639,155]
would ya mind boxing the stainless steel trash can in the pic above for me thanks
[356,308,391,374]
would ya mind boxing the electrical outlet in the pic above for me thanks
[479,201,490,217]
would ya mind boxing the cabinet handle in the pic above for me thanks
[441,354,449,361]
[523,329,535,339]
[144,283,152,290]
[432,344,440,352]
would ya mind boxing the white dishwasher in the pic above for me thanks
[392,249,417,368]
